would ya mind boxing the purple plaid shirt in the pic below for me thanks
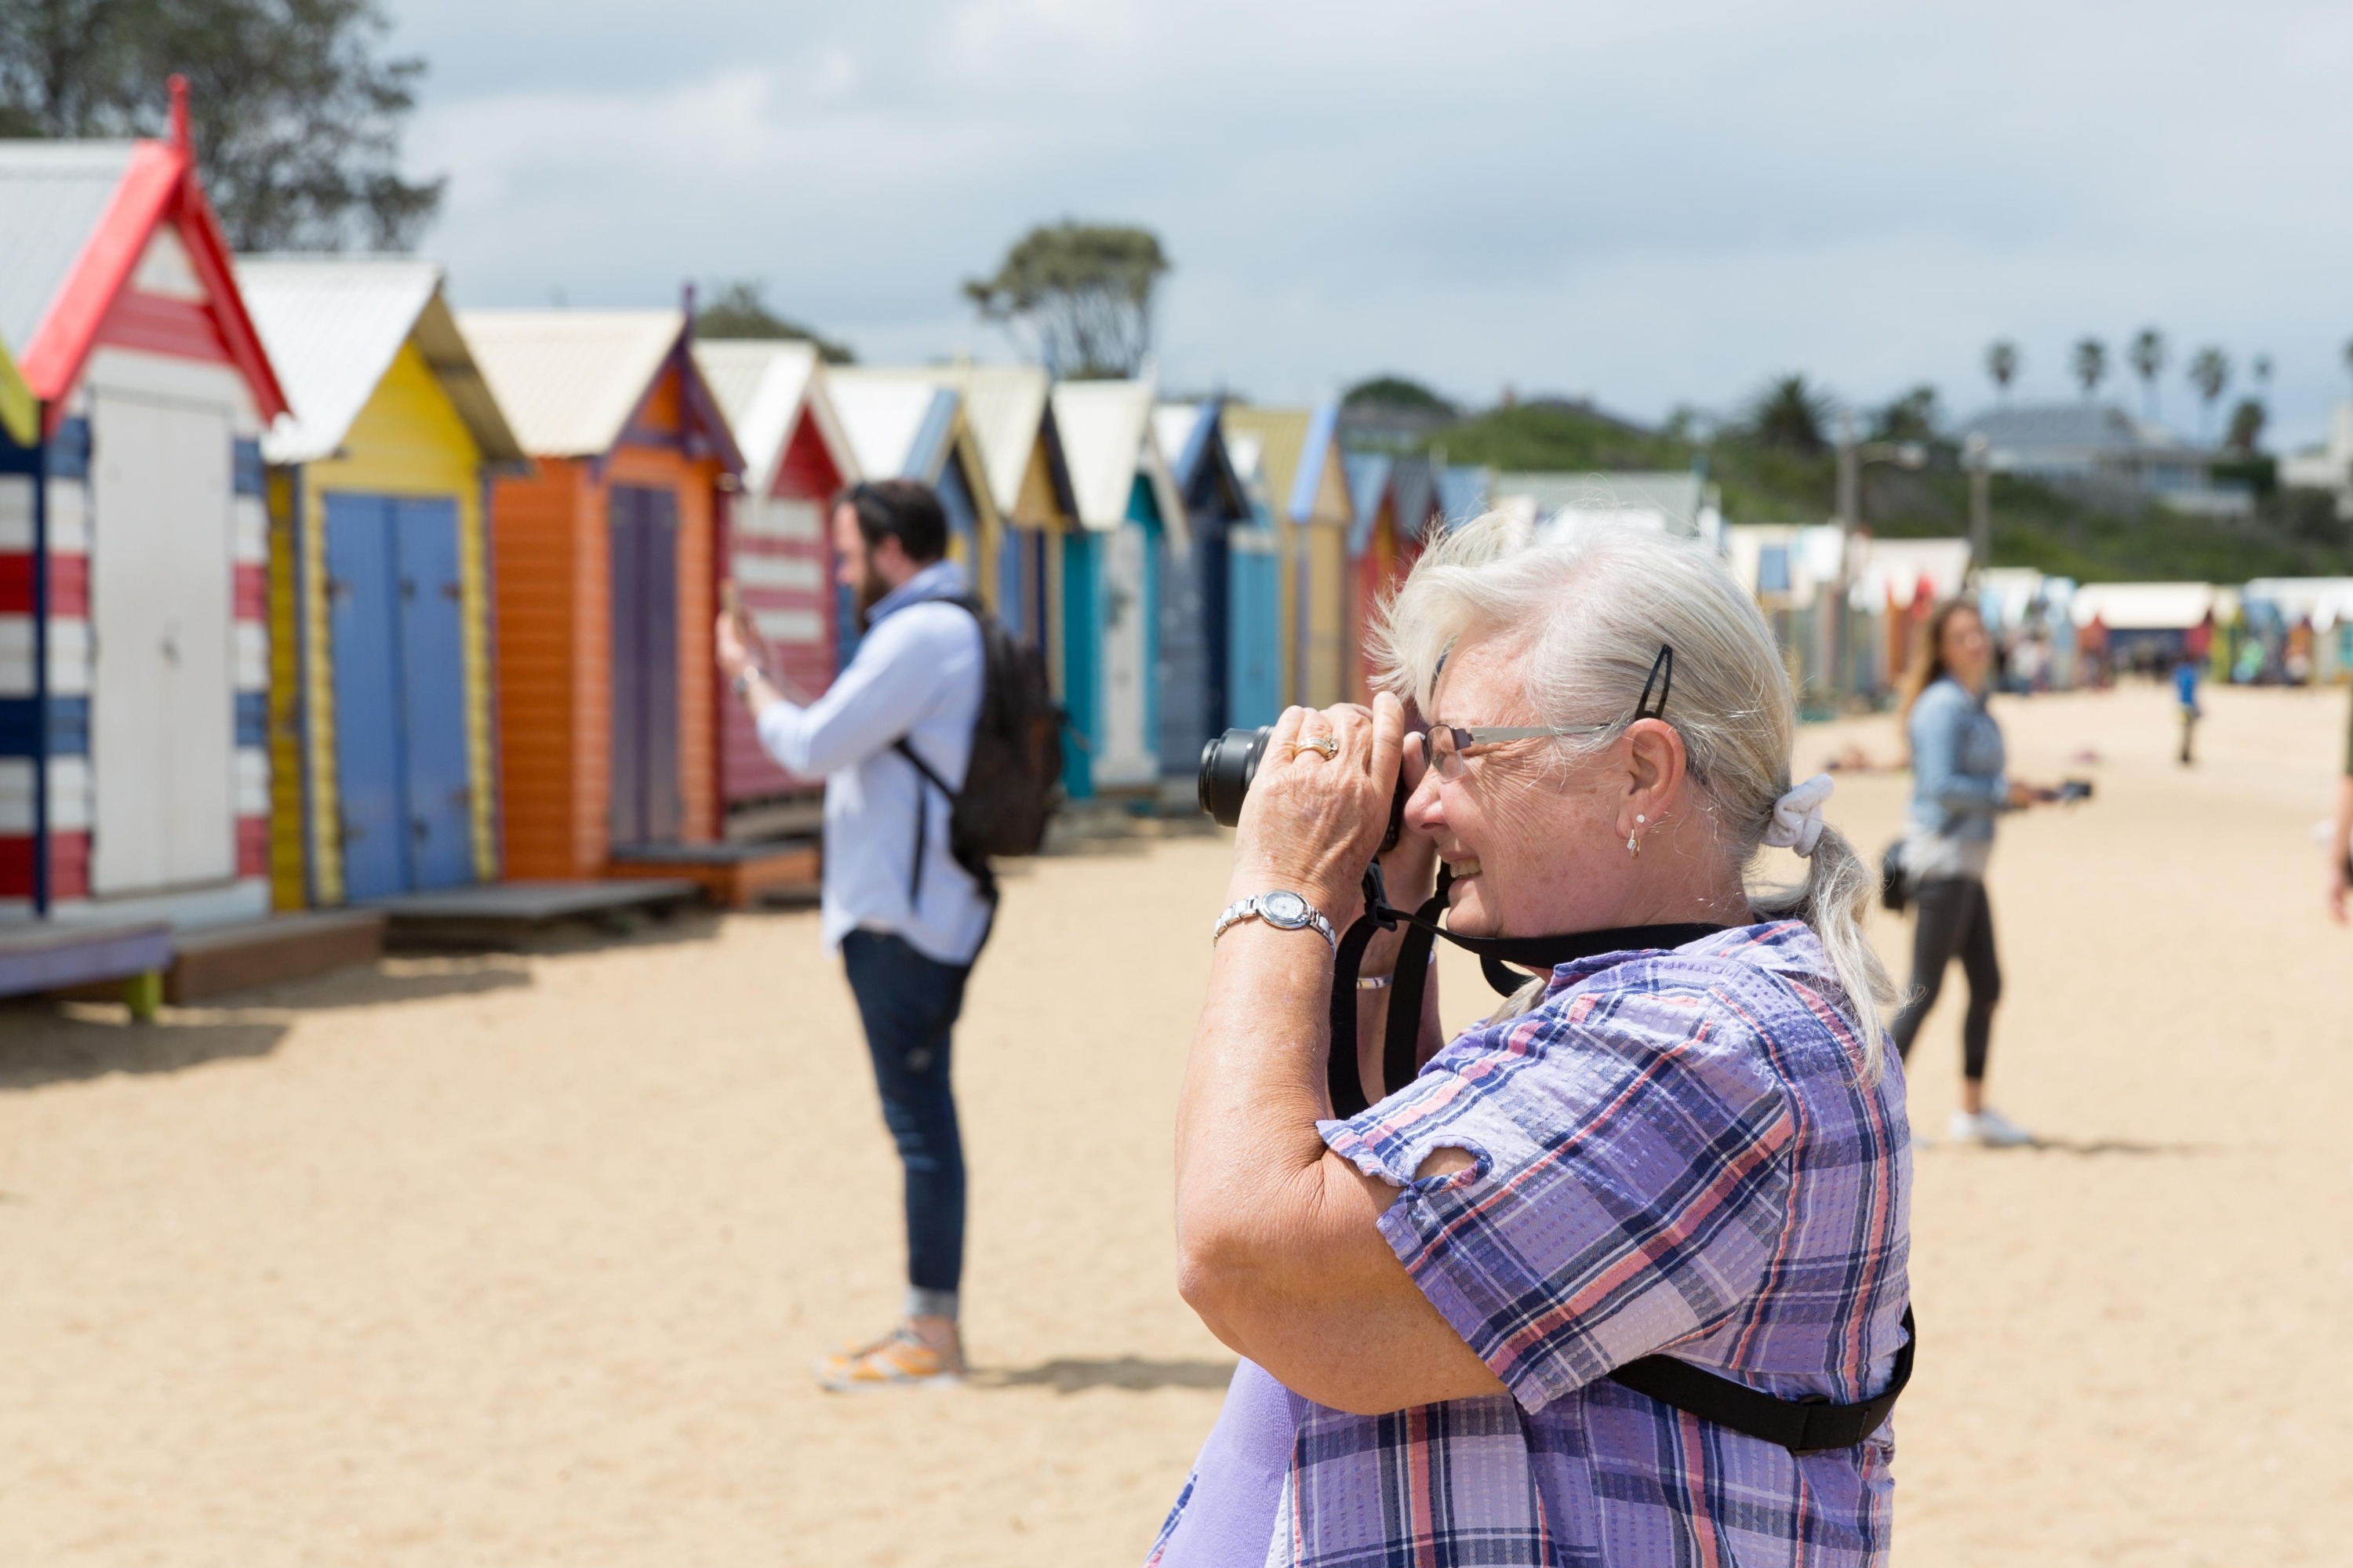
[1151,921,1911,1568]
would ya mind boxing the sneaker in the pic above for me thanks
[813,1325,966,1392]
[1948,1107,2035,1148]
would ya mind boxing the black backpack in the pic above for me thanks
[893,594,1063,905]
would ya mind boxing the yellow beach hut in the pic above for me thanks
[235,256,524,907]
[1222,403,1352,708]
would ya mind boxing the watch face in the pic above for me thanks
[1260,891,1309,927]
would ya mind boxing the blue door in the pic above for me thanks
[326,494,406,901]
[394,498,474,889]
[609,485,682,846]
[1227,525,1283,729]
[325,492,475,901]
[1060,529,1098,799]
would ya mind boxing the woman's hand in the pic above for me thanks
[1227,695,1408,926]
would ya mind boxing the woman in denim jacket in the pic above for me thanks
[1893,601,2056,1145]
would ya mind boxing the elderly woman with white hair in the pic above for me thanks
[1153,518,1914,1568]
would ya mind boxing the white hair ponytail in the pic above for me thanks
[1371,513,1897,1075]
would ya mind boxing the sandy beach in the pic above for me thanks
[2,680,2349,1566]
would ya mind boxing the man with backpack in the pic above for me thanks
[716,478,1054,1391]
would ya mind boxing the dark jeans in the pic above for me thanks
[841,930,972,1297]
[1889,876,2002,1081]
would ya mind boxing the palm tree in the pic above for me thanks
[1985,340,2020,403]
[1745,374,1830,454]
[2071,337,2108,402]
[2129,327,2166,421]
[2187,347,2230,443]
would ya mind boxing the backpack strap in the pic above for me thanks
[886,591,991,910]
[1606,1306,1915,1454]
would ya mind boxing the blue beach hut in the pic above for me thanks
[1152,399,1279,764]
[1049,380,1184,799]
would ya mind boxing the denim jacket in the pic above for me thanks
[1907,676,2008,842]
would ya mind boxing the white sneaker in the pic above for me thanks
[1948,1107,2035,1147]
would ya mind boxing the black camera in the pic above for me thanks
[1196,726,1408,849]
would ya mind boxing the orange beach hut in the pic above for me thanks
[458,309,744,879]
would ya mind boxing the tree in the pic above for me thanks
[2187,347,2231,442]
[2129,327,2167,421]
[0,0,444,250]
[1343,375,1457,417]
[1872,384,1940,442]
[1985,340,2020,402]
[695,281,853,363]
[1745,374,1830,455]
[962,220,1169,379]
[2071,337,2108,401]
[2224,397,2266,454]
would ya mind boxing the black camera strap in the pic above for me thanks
[1322,870,1913,1456]
[1326,863,1726,1119]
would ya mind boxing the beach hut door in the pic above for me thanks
[89,393,235,895]
[609,486,682,846]
[1097,520,1155,787]
[325,496,474,900]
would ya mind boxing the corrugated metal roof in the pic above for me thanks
[235,255,440,463]
[456,309,684,458]
[1344,453,1393,534]
[828,369,955,480]
[1153,402,1206,485]
[1050,380,1163,531]
[694,339,843,495]
[1499,470,1709,538]
[0,141,136,356]
[902,364,1051,515]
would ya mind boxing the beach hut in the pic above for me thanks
[1156,400,1279,752]
[825,369,1002,645]
[1341,453,1447,705]
[1050,380,1186,798]
[907,365,1073,660]
[1223,404,1353,708]
[235,256,524,908]
[0,102,290,928]
[458,308,745,881]
[693,340,857,836]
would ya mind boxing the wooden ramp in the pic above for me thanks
[0,921,173,1010]
[165,911,386,1003]
[375,880,702,947]
[606,840,820,910]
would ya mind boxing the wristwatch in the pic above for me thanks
[1213,890,1338,953]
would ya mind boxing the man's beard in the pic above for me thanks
[854,565,891,618]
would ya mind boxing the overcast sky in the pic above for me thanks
[386,0,2353,446]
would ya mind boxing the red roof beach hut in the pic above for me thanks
[0,86,289,930]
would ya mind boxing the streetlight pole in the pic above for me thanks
[1829,413,1860,707]
[1966,431,1991,584]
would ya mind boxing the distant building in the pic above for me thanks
[2278,402,2353,518]
[1493,469,1722,544]
[1957,402,2247,517]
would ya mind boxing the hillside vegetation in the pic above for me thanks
[1417,402,2353,584]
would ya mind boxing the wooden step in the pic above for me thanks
[165,910,387,1002]
[0,920,173,1004]
[376,879,703,947]
[606,840,821,910]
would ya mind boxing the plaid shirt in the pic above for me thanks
[1152,922,1911,1568]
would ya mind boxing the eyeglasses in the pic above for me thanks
[1427,645,1674,779]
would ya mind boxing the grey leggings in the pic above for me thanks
[1889,876,2002,1082]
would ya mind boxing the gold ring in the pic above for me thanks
[1298,733,1340,760]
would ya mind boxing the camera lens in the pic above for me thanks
[1198,727,1271,827]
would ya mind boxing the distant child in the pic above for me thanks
[2173,655,2201,766]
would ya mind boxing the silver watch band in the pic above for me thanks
[1213,891,1339,953]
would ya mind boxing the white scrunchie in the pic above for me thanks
[1762,773,1835,857]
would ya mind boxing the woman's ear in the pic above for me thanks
[1621,719,1685,818]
